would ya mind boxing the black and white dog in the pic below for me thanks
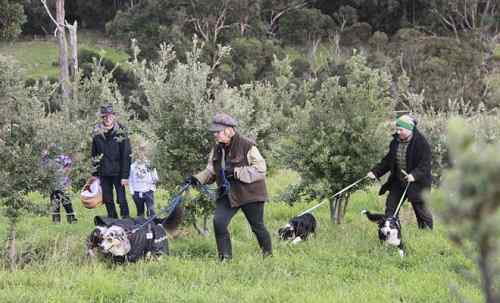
[361,209,405,257]
[278,213,317,244]
[86,205,183,263]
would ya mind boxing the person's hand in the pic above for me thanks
[121,179,128,187]
[183,176,200,187]
[367,171,377,180]
[405,174,415,183]
[224,166,235,180]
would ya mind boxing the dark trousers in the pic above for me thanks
[132,190,156,217]
[50,190,75,215]
[100,176,129,219]
[385,181,433,229]
[213,196,272,260]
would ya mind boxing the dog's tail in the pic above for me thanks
[361,209,385,223]
[159,205,185,235]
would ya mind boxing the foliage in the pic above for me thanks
[285,53,393,194]
[218,37,285,86]
[434,117,500,302]
[278,8,335,46]
[400,73,500,184]
[129,37,286,186]
[105,0,191,60]
[388,31,487,110]
[0,0,26,41]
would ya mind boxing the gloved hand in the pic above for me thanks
[183,175,200,187]
[405,174,415,183]
[224,166,235,180]
[367,171,377,180]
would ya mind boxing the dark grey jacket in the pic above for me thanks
[371,128,432,199]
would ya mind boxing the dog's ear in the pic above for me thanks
[363,210,386,223]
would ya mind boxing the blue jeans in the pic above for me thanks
[132,190,156,217]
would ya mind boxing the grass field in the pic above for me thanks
[0,171,483,303]
[0,31,128,79]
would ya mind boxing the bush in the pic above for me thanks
[434,118,500,302]
[397,69,500,184]
[284,53,393,194]
[0,0,26,41]
[130,38,285,187]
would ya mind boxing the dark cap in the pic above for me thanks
[100,104,115,116]
[208,113,238,132]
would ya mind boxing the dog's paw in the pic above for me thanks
[291,237,302,245]
[360,209,368,215]
[399,249,405,258]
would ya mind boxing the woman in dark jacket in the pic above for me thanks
[367,114,433,229]
[90,104,131,219]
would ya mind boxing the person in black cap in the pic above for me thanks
[90,104,131,219]
[185,112,272,261]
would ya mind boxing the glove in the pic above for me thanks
[405,174,415,183]
[183,176,200,187]
[224,166,235,180]
[367,171,377,180]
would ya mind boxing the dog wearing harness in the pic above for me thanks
[86,204,183,263]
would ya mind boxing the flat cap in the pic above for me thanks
[208,113,238,132]
[100,104,115,116]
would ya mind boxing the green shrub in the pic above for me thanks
[433,118,500,302]
[285,53,393,194]
[0,0,26,41]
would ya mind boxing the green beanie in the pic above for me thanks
[396,114,415,131]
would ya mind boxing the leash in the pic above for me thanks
[129,182,217,234]
[297,176,368,216]
[130,183,191,234]
[392,182,410,219]
[392,169,412,218]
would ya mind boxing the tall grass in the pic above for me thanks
[0,172,483,303]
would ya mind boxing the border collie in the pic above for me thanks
[361,209,405,257]
[278,213,317,244]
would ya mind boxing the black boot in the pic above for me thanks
[52,214,61,224]
[66,214,78,224]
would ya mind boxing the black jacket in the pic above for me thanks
[371,128,432,198]
[91,123,131,179]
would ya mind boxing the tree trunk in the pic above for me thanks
[7,221,17,271]
[67,20,78,101]
[56,0,70,100]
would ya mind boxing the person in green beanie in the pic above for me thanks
[367,114,433,229]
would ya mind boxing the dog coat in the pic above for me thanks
[94,216,168,262]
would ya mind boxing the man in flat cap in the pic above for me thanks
[185,113,272,261]
[90,104,131,219]
[367,114,433,229]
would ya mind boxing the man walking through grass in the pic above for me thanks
[367,114,434,229]
[185,113,272,261]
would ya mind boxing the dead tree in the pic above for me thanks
[41,0,79,100]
